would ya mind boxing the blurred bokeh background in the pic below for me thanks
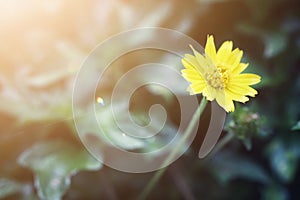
[1,0,300,199]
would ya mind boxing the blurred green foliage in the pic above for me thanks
[0,0,300,199]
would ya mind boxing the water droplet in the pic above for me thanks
[96,97,105,106]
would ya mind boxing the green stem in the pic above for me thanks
[138,98,207,200]
[209,131,234,157]
[200,131,234,166]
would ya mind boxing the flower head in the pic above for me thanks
[181,35,261,112]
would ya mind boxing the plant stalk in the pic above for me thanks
[138,98,207,200]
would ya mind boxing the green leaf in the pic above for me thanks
[76,99,183,154]
[26,68,75,88]
[262,184,288,200]
[209,151,270,184]
[143,54,189,97]
[241,137,252,151]
[263,32,288,58]
[0,178,22,199]
[87,101,171,148]
[18,141,102,200]
[242,55,273,88]
[25,41,82,89]
[237,23,288,58]
[291,121,300,131]
[0,75,73,124]
[79,103,147,150]
[266,139,298,183]
[0,179,38,200]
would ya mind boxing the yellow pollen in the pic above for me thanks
[205,67,229,89]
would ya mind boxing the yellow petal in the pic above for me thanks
[182,57,196,70]
[226,48,243,69]
[215,90,226,109]
[232,63,248,74]
[225,98,235,112]
[188,45,211,73]
[231,73,261,85]
[216,40,233,65]
[181,64,206,95]
[226,88,249,103]
[182,54,205,74]
[181,69,200,80]
[187,86,195,95]
[181,69,205,86]
[215,91,235,112]
[205,35,217,64]
[202,86,216,101]
[189,81,206,94]
[227,83,258,97]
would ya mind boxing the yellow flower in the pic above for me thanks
[181,35,261,112]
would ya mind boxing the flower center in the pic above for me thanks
[205,67,229,89]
